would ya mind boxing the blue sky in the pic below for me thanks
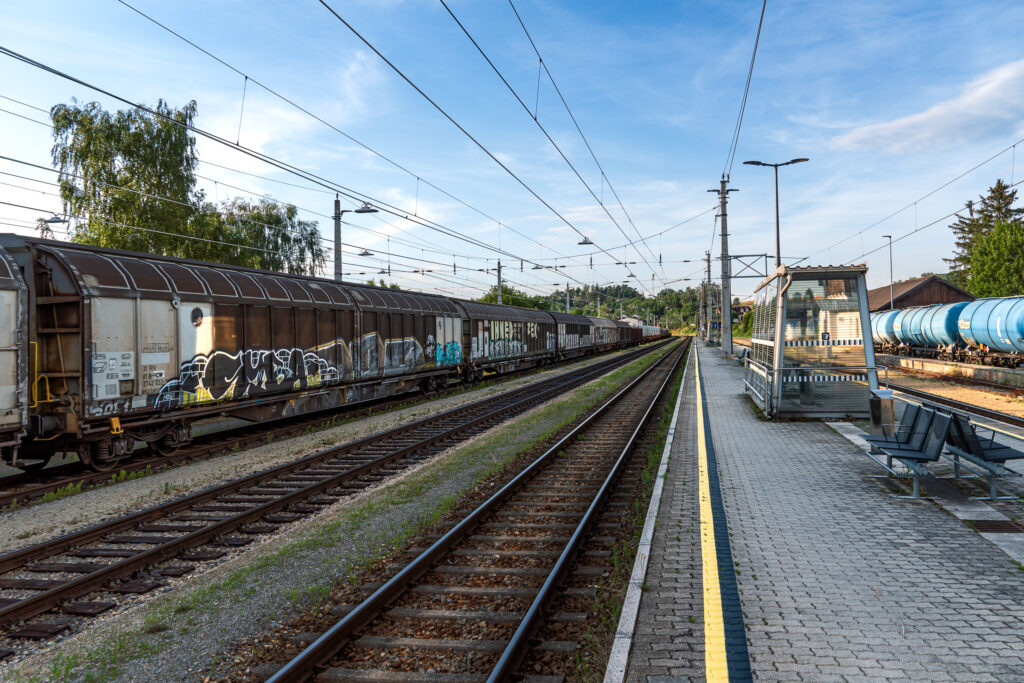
[2,0,1024,303]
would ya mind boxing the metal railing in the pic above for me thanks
[744,358,884,417]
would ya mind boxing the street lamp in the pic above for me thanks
[743,158,809,267]
[333,197,378,282]
[883,234,894,311]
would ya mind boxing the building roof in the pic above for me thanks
[866,275,974,311]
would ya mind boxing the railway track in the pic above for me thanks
[0,346,647,511]
[255,338,689,681]
[884,382,1024,430]
[0,340,671,660]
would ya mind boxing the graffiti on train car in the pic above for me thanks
[136,332,438,412]
[425,334,462,366]
[351,334,428,378]
[152,345,347,409]
[436,341,462,365]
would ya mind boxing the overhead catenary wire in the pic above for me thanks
[794,133,1024,266]
[506,0,658,266]
[0,162,615,304]
[0,156,562,295]
[438,0,662,289]
[0,107,50,127]
[115,0,580,268]
[0,45,612,294]
[0,199,509,299]
[838,176,1024,265]
[723,0,767,178]
[315,1,649,294]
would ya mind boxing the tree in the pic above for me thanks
[219,198,325,275]
[49,99,325,275]
[945,180,1024,274]
[478,284,547,309]
[52,98,198,254]
[968,221,1024,297]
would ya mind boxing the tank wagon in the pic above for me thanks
[869,297,1024,367]
[0,234,667,472]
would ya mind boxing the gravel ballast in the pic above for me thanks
[0,351,628,555]
[2,345,670,682]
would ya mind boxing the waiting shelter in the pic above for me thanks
[743,264,878,418]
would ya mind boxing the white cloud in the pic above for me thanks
[831,58,1024,153]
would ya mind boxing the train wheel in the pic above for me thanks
[149,425,190,457]
[78,442,118,472]
[150,438,181,457]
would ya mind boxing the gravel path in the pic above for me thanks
[889,371,1024,417]
[0,352,626,555]
[0,346,664,682]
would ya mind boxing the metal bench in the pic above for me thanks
[864,403,920,450]
[870,410,950,499]
[944,413,1024,500]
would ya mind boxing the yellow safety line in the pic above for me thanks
[695,347,729,681]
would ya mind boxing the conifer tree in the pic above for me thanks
[945,180,1024,274]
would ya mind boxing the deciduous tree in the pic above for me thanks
[49,99,325,275]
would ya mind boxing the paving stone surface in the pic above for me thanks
[626,341,1024,682]
[626,347,703,681]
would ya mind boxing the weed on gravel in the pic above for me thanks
[6,344,672,683]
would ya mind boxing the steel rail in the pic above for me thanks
[0,342,666,627]
[488,338,687,679]
[0,344,647,509]
[266,338,686,682]
[886,382,1024,429]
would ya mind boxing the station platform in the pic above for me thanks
[615,340,1024,682]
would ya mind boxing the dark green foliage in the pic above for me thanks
[49,99,325,275]
[735,311,753,337]
[968,221,1024,297]
[945,179,1024,273]
[475,282,702,328]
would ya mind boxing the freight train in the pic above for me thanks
[0,234,669,472]
[870,297,1024,367]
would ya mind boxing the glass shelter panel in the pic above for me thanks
[744,278,778,412]
[778,276,869,416]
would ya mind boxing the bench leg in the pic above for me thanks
[896,473,925,499]
[953,455,960,480]
[968,472,1017,501]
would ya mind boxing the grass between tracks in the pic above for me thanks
[9,342,676,683]
[571,347,687,681]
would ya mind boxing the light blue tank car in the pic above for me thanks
[918,302,970,347]
[902,306,935,346]
[890,308,913,345]
[958,296,1024,353]
[870,310,900,345]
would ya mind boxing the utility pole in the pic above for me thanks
[705,251,714,344]
[709,177,738,355]
[566,282,570,313]
[333,195,342,282]
[496,260,502,305]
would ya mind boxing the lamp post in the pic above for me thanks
[883,234,894,311]
[743,158,809,267]
[333,197,378,281]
